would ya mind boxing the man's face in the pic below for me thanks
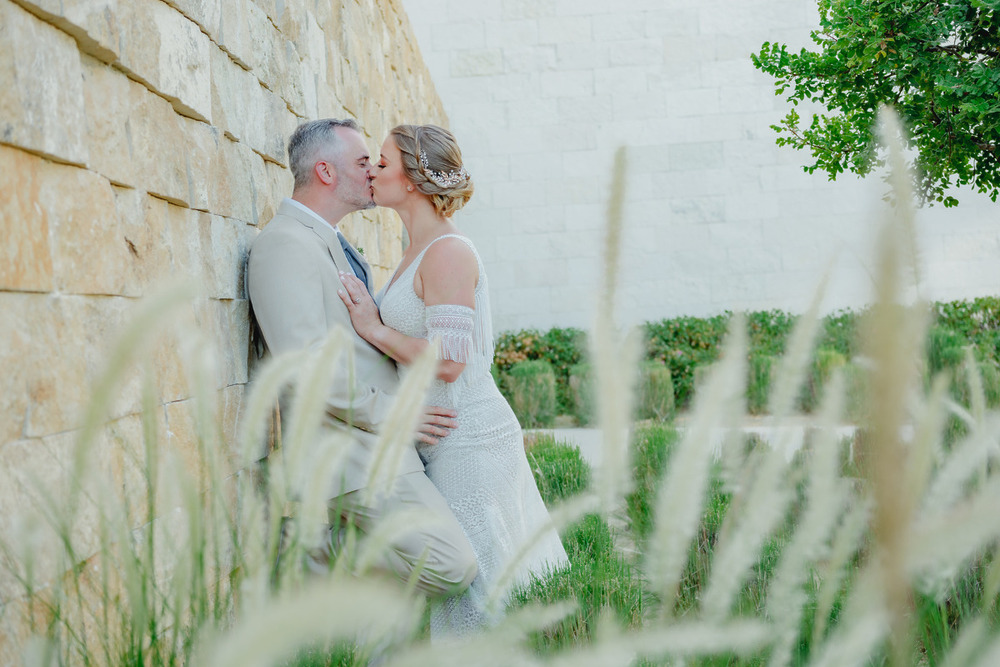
[332,127,375,211]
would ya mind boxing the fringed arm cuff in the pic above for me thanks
[425,304,475,363]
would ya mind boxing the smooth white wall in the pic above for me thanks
[402,0,999,333]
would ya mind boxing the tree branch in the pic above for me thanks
[927,44,1000,59]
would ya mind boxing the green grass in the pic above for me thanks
[514,437,646,654]
[526,435,592,504]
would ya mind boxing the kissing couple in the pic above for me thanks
[246,119,568,638]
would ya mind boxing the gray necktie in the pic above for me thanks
[338,232,370,293]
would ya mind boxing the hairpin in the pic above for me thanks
[420,151,469,188]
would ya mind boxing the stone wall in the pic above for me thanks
[403,0,1000,333]
[0,0,445,628]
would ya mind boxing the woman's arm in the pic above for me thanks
[338,237,478,383]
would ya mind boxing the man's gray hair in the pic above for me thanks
[288,118,362,190]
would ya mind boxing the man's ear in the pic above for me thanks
[315,160,336,186]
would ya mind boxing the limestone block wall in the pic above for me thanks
[0,0,445,610]
[403,0,1000,333]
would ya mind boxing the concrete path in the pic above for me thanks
[526,418,858,468]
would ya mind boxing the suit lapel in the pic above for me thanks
[278,200,353,276]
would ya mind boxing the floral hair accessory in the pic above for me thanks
[420,150,469,188]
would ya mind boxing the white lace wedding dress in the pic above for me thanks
[376,234,569,638]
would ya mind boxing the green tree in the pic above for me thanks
[752,0,999,207]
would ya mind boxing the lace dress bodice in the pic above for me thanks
[376,234,568,637]
[376,235,496,435]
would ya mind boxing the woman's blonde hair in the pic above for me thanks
[390,124,474,217]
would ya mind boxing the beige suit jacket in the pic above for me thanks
[246,199,423,497]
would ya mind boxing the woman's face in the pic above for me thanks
[371,136,412,208]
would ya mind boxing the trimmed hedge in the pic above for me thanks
[493,297,1000,416]
[505,359,557,428]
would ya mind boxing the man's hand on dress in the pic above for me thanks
[417,406,458,445]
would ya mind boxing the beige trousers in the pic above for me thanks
[313,471,478,597]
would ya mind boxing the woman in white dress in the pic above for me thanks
[336,124,568,637]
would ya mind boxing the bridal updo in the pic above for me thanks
[390,124,474,217]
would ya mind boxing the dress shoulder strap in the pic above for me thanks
[415,234,484,281]
[418,233,478,260]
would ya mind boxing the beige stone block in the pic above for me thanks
[11,0,120,62]
[0,437,69,603]
[210,0,253,69]
[149,323,192,406]
[80,55,135,188]
[309,0,336,37]
[127,85,219,211]
[112,411,213,539]
[0,1,89,166]
[205,135,254,223]
[113,188,174,295]
[0,294,85,440]
[24,0,214,122]
[299,57,320,121]
[123,198,241,398]
[144,297,213,407]
[232,138,269,226]
[161,398,202,479]
[260,90,297,166]
[160,0,222,37]
[115,0,213,123]
[300,10,329,83]
[100,413,148,519]
[194,298,251,388]
[209,42,256,144]
[273,33,306,118]
[169,210,249,300]
[159,385,244,481]
[253,0,285,26]
[0,595,37,665]
[315,84,345,122]
[103,408,204,533]
[259,160,294,226]
[0,293,219,442]
[338,0,365,60]
[239,79,294,166]
[211,215,252,300]
[1,293,154,439]
[336,58,364,121]
[213,0,299,112]
[275,0,307,43]
[182,118,220,212]
[128,82,192,206]
[245,142,270,226]
[0,431,108,600]
[145,296,248,402]
[43,162,231,301]
[218,383,246,465]
[322,26,345,88]
[44,164,130,296]
[0,146,55,292]
[0,293,37,445]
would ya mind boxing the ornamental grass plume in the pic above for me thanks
[765,372,852,667]
[10,113,1000,666]
[863,107,932,667]
[644,312,748,617]
[591,146,641,514]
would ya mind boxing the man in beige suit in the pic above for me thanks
[246,118,477,595]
